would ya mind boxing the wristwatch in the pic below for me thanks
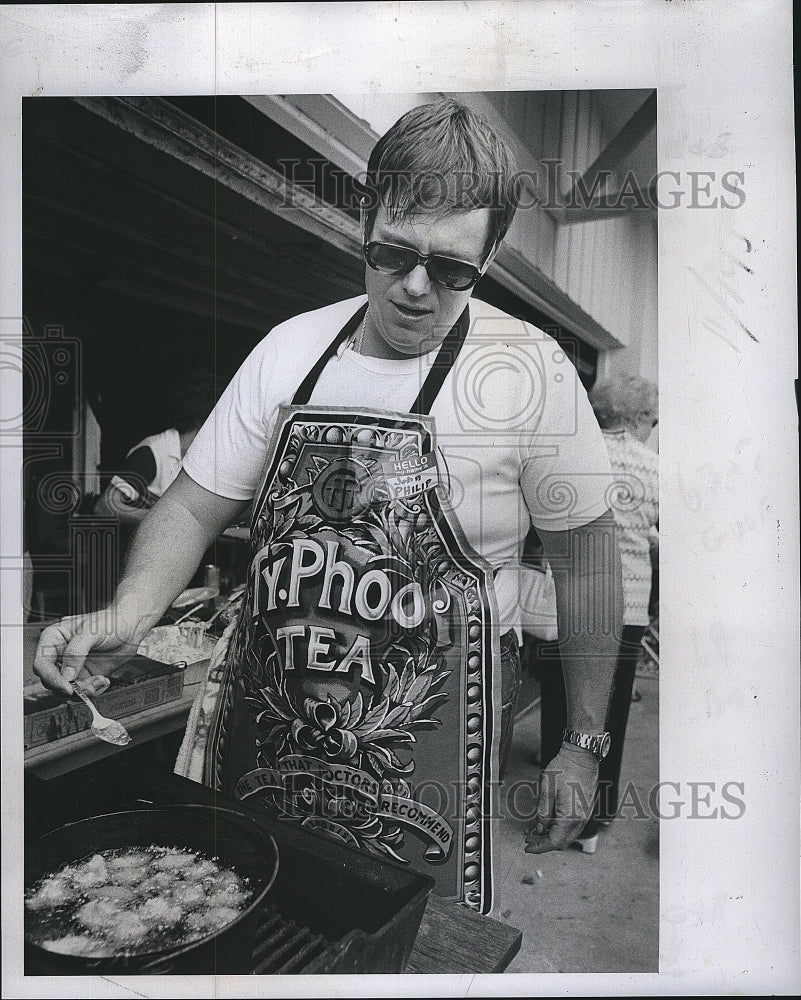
[562,728,612,761]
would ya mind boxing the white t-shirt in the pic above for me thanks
[184,295,614,631]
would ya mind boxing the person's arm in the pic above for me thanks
[524,507,623,853]
[33,470,248,696]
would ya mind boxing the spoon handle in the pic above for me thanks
[73,686,100,720]
[74,688,131,746]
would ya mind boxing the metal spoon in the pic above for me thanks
[73,686,131,746]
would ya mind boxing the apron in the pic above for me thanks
[198,303,502,913]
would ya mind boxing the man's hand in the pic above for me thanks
[32,610,145,698]
[524,745,599,853]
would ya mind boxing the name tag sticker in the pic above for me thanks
[380,451,440,499]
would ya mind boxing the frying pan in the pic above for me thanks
[24,804,279,975]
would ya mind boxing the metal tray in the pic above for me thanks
[24,745,434,975]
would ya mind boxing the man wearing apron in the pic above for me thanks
[34,100,623,915]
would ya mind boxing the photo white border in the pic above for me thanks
[2,3,798,996]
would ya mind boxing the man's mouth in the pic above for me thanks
[392,302,432,319]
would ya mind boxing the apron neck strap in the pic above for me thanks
[291,301,471,417]
[291,302,369,406]
[409,305,470,416]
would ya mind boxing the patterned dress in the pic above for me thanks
[602,429,659,626]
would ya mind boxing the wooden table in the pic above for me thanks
[406,895,522,973]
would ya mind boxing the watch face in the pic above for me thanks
[598,733,612,759]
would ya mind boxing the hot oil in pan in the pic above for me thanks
[25,844,254,958]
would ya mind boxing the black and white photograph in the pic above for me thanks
[1,3,797,997]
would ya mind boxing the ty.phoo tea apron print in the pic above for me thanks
[206,313,501,913]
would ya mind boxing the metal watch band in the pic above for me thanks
[561,728,611,760]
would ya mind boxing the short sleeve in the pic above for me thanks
[183,336,279,500]
[182,296,368,499]
[520,356,613,532]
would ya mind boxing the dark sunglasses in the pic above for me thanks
[364,241,486,291]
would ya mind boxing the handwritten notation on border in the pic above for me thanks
[689,233,759,351]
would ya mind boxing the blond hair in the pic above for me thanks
[589,373,658,430]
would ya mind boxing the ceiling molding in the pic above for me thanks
[243,94,376,177]
[72,96,362,259]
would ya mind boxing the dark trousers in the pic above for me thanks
[538,625,646,826]
[498,629,522,780]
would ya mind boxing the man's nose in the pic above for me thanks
[402,263,431,296]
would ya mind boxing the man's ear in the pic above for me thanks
[360,197,369,243]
